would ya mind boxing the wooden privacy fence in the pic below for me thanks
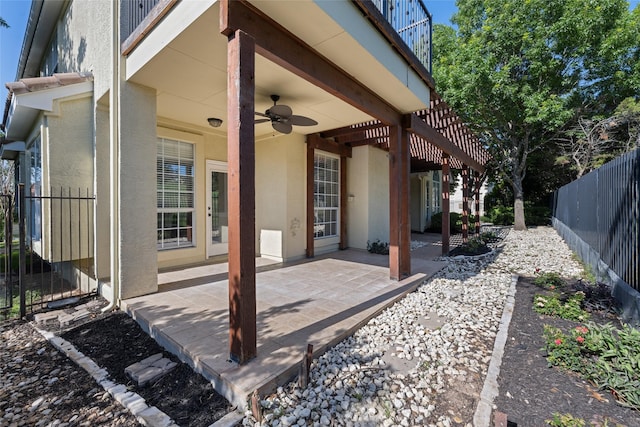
[553,148,639,291]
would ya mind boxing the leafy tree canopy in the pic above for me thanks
[432,0,638,229]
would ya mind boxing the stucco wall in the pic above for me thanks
[118,82,157,299]
[44,96,94,262]
[57,1,112,100]
[347,145,390,249]
[256,134,306,261]
[410,175,422,231]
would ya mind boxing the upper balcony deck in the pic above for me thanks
[121,0,432,73]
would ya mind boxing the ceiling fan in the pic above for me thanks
[255,94,318,134]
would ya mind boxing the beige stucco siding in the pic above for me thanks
[255,134,306,262]
[347,145,390,250]
[57,1,112,100]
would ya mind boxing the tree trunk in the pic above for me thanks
[512,181,527,231]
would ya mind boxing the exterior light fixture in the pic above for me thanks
[207,117,223,127]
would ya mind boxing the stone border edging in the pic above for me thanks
[473,274,518,426]
[30,323,178,427]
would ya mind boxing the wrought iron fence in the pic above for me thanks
[3,185,97,318]
[371,0,433,72]
[553,148,639,291]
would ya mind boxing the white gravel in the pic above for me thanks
[242,226,585,426]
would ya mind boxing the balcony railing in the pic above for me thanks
[123,0,161,40]
[370,0,433,73]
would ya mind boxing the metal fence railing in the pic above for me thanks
[371,0,433,72]
[122,0,161,41]
[553,148,639,291]
[3,185,97,318]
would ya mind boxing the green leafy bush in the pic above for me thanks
[428,212,479,233]
[533,292,590,321]
[366,239,389,255]
[542,323,640,410]
[533,271,566,290]
[485,205,551,226]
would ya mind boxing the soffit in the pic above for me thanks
[4,72,94,141]
[126,0,433,136]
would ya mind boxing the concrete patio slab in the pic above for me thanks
[121,245,445,409]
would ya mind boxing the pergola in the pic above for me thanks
[221,0,490,363]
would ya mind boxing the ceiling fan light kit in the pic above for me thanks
[254,94,318,134]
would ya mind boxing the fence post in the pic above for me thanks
[18,184,26,319]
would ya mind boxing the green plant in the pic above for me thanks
[534,292,590,321]
[546,413,585,427]
[542,322,640,411]
[533,271,566,290]
[366,239,389,255]
[427,212,463,233]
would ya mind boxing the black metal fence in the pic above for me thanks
[553,148,639,291]
[0,186,96,318]
[371,0,433,72]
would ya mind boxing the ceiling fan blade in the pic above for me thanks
[290,115,318,126]
[255,111,269,118]
[272,121,293,134]
[269,104,292,117]
[255,118,271,124]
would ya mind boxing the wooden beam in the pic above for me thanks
[388,126,411,280]
[321,121,386,139]
[307,134,352,158]
[227,29,256,365]
[220,0,401,126]
[474,170,481,234]
[441,153,450,255]
[462,165,469,243]
[306,140,315,258]
[404,113,485,173]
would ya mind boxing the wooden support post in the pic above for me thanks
[441,154,450,255]
[389,126,411,280]
[475,171,481,234]
[227,29,257,364]
[462,165,469,243]
[299,343,314,387]
[306,140,315,258]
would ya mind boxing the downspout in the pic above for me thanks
[103,0,120,312]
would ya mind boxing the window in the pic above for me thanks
[432,171,441,213]
[157,138,194,249]
[27,136,42,241]
[314,153,339,238]
[41,31,58,76]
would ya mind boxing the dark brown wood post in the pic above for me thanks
[306,139,315,257]
[227,29,256,364]
[475,170,481,234]
[441,153,450,255]
[462,164,469,243]
[339,155,348,250]
[389,125,411,280]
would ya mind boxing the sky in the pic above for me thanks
[0,0,637,128]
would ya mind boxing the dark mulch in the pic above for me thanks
[61,311,233,426]
[494,276,640,427]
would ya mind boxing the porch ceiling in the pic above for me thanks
[125,1,430,137]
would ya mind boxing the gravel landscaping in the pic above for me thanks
[1,226,635,426]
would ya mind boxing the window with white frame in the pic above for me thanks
[28,135,42,241]
[157,138,194,249]
[313,153,339,238]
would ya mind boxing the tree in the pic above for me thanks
[557,98,640,178]
[0,17,8,28]
[432,0,637,230]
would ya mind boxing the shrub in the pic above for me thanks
[367,239,389,255]
[427,212,475,233]
[485,205,551,226]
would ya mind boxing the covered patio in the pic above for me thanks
[121,238,445,408]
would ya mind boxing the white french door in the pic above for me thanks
[206,160,228,257]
